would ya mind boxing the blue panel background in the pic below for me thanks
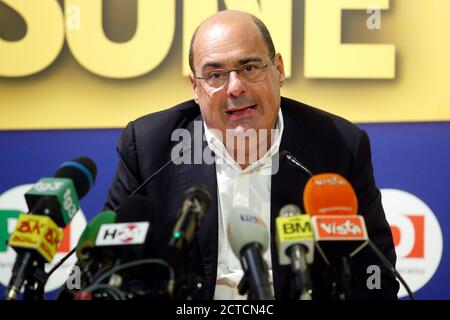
[362,122,450,300]
[0,129,121,216]
[0,122,449,299]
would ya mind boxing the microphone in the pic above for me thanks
[75,195,156,300]
[47,136,195,278]
[76,211,117,261]
[275,204,314,300]
[280,150,314,177]
[303,173,415,300]
[98,195,152,253]
[93,195,153,274]
[303,173,368,262]
[113,130,197,210]
[302,173,367,300]
[304,173,358,216]
[76,211,117,286]
[56,210,117,300]
[167,186,211,300]
[169,186,211,252]
[25,157,97,227]
[5,157,97,300]
[227,209,274,300]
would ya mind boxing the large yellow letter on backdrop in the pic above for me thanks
[0,0,64,77]
[304,0,395,79]
[182,0,218,76]
[65,0,175,79]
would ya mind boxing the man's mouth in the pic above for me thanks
[225,104,257,116]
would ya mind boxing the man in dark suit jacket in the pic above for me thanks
[105,10,399,299]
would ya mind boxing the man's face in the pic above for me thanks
[189,17,285,140]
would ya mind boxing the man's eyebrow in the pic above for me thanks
[201,62,225,72]
[237,56,264,65]
[200,56,264,71]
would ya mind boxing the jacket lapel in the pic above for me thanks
[270,104,312,299]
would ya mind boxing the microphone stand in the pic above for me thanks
[240,243,273,300]
[23,260,47,301]
[171,217,205,300]
[5,253,47,301]
[171,245,205,300]
[287,245,313,300]
[333,256,352,300]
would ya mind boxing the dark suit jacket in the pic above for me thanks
[104,97,399,300]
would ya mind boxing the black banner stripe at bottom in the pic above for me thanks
[0,300,447,319]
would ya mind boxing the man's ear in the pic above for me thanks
[274,53,286,87]
[189,72,199,104]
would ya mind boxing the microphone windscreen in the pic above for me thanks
[115,194,154,224]
[111,194,154,261]
[55,157,97,199]
[303,173,358,216]
[183,185,212,216]
[76,210,117,260]
[227,208,269,258]
[279,204,302,217]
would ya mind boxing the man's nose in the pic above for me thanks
[226,71,247,97]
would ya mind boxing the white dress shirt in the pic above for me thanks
[203,108,284,300]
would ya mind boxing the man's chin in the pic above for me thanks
[230,125,247,135]
[225,122,259,135]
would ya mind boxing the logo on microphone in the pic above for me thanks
[118,224,140,243]
[8,214,63,262]
[33,181,64,192]
[313,175,346,186]
[381,189,443,298]
[312,216,368,241]
[238,214,265,226]
[95,222,149,246]
[0,184,87,294]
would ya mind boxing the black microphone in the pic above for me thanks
[96,195,154,285]
[227,209,274,300]
[74,195,156,299]
[169,186,211,251]
[280,150,314,177]
[107,194,154,260]
[47,132,196,277]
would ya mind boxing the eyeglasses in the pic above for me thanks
[194,56,276,88]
